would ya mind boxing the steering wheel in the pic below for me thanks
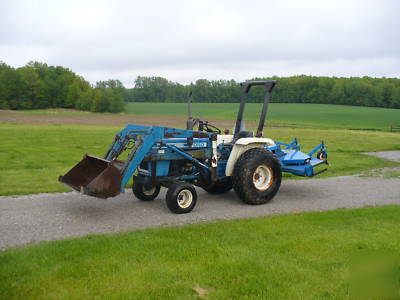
[198,120,221,134]
[189,117,221,134]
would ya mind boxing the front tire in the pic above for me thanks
[232,148,282,205]
[166,182,197,214]
[132,178,160,201]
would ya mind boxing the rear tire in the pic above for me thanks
[203,177,233,194]
[232,148,282,205]
[132,178,160,201]
[166,182,197,214]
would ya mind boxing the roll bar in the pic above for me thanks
[234,80,277,138]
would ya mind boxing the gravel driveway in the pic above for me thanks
[1,151,400,250]
[1,174,399,250]
[364,150,400,162]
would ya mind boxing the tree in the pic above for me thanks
[65,81,81,108]
[95,79,126,112]
[16,67,47,109]
[0,62,18,109]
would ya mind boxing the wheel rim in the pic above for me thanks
[252,165,273,191]
[177,189,193,208]
[142,185,156,196]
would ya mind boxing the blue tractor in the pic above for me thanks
[60,81,328,213]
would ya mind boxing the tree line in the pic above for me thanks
[0,61,125,112]
[126,75,400,108]
[1,61,400,111]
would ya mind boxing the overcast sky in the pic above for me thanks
[1,0,399,87]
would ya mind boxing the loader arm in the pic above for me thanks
[119,127,164,188]
[105,124,151,160]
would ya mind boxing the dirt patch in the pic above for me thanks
[0,110,244,130]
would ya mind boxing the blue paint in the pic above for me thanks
[268,138,328,177]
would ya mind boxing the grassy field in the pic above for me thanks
[127,102,400,131]
[0,124,399,196]
[15,103,400,130]
[1,206,399,299]
[0,124,117,196]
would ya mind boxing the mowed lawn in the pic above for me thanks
[1,206,400,299]
[0,124,399,196]
[127,102,400,130]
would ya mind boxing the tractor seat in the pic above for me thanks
[234,131,253,140]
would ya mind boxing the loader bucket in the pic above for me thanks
[59,155,125,199]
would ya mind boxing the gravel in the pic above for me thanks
[363,150,400,162]
[1,176,399,250]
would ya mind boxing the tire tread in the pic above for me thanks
[232,148,282,205]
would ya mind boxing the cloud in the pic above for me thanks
[1,0,399,87]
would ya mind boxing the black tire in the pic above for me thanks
[132,178,160,201]
[317,151,327,161]
[166,182,197,214]
[203,177,233,194]
[232,148,282,205]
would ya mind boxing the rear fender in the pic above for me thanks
[225,138,275,176]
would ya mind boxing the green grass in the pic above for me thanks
[1,124,399,196]
[127,102,400,130]
[0,125,119,195]
[1,205,400,299]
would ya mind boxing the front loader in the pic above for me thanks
[60,80,328,213]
